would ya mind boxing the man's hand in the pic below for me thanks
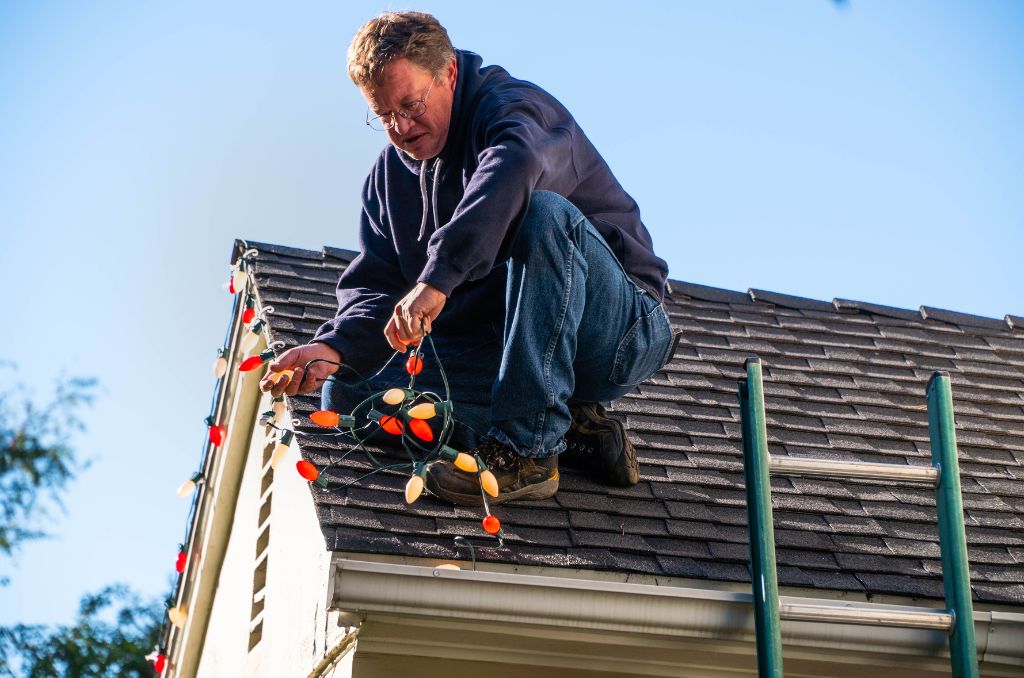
[259,342,342,397]
[385,282,447,352]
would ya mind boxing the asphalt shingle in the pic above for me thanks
[238,239,1024,605]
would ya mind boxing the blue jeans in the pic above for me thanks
[322,191,674,458]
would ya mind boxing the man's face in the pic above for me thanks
[362,57,457,161]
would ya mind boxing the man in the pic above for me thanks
[261,11,674,506]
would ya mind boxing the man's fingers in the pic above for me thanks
[282,366,304,396]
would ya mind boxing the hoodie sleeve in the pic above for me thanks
[312,179,405,376]
[417,100,577,296]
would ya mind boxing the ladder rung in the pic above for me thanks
[769,456,939,486]
[780,602,953,631]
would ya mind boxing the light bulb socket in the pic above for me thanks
[280,430,294,446]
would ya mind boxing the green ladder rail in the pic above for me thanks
[738,356,978,678]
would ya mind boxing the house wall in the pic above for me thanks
[194,390,350,678]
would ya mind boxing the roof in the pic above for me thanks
[237,239,1024,606]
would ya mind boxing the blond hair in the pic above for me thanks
[347,11,455,87]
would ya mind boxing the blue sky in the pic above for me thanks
[1,1,1021,625]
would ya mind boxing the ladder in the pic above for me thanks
[738,357,979,678]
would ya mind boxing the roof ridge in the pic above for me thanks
[238,240,1022,333]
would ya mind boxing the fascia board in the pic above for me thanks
[330,556,1024,674]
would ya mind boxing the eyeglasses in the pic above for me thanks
[365,80,435,131]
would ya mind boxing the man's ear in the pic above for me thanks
[446,57,457,90]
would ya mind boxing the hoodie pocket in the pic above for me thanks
[609,299,673,387]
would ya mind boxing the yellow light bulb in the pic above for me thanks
[435,563,461,571]
[176,478,196,499]
[168,605,188,629]
[407,402,436,419]
[232,268,248,291]
[272,399,286,419]
[405,475,424,504]
[480,470,499,498]
[269,369,293,385]
[453,453,478,473]
[382,388,406,405]
[213,356,228,378]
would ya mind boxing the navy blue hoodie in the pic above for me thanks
[314,50,669,374]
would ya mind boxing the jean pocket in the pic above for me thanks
[608,302,673,387]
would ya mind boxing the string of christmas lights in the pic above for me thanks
[152,249,507,675]
[262,329,507,542]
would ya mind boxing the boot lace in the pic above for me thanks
[479,438,521,470]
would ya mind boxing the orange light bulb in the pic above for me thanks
[310,410,341,427]
[480,470,499,498]
[453,453,478,473]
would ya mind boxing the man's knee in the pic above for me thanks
[514,191,582,252]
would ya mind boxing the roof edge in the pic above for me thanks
[330,557,1024,671]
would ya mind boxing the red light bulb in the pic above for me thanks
[242,307,256,324]
[482,515,501,535]
[175,550,187,574]
[296,460,319,481]
[238,355,263,372]
[153,653,167,673]
[208,424,225,446]
[406,354,423,375]
[228,276,236,295]
[380,415,404,435]
[409,418,433,442]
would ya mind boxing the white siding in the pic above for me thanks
[195,394,350,678]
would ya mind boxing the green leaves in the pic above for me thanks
[0,368,96,562]
[0,584,163,678]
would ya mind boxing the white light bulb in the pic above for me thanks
[241,330,259,353]
[405,475,425,504]
[271,441,290,469]
[176,478,196,499]
[232,268,248,291]
[168,605,188,628]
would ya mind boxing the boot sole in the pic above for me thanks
[428,472,559,507]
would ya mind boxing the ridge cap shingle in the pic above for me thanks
[749,288,835,313]
[667,279,751,305]
[920,305,1012,332]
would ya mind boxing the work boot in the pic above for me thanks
[425,436,559,506]
[564,403,638,486]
